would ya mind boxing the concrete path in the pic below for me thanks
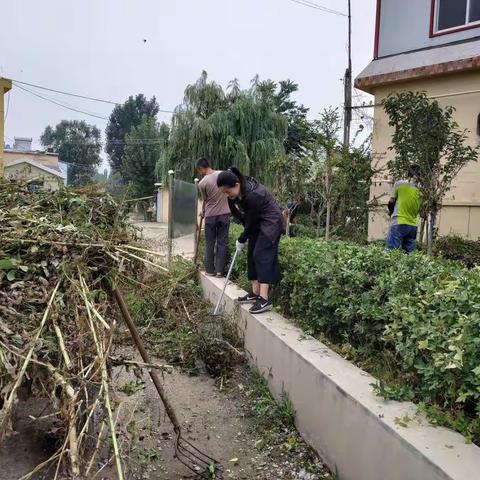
[133,222,196,259]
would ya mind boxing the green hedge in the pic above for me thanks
[228,225,480,443]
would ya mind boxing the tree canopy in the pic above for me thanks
[157,71,288,182]
[122,117,166,198]
[40,120,102,186]
[256,79,313,157]
[105,94,159,173]
[384,91,479,253]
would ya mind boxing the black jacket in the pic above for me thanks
[228,177,284,243]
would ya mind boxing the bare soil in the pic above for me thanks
[0,223,331,479]
[97,347,331,480]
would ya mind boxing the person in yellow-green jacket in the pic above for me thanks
[386,164,421,254]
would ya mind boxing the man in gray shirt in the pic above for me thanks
[196,158,231,277]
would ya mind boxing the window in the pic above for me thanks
[435,0,480,33]
[27,180,44,193]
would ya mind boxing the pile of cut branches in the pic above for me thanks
[0,180,160,479]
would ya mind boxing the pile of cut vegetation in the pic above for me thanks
[0,179,148,479]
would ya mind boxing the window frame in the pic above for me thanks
[430,0,480,37]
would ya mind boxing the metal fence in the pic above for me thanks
[171,179,198,238]
[167,173,199,266]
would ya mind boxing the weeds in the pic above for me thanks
[122,261,243,377]
[119,381,145,396]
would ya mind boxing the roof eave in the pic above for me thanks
[356,55,480,93]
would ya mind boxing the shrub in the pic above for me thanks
[433,235,480,268]
[228,228,480,443]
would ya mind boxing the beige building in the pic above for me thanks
[4,137,66,191]
[356,0,480,240]
[0,78,12,176]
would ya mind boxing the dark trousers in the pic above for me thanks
[204,214,230,274]
[247,231,281,284]
[386,224,418,254]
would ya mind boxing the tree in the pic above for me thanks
[384,91,478,254]
[122,117,165,198]
[105,94,159,173]
[270,153,310,235]
[40,120,102,186]
[256,79,313,158]
[333,140,379,242]
[312,108,342,241]
[158,71,287,182]
[93,169,109,184]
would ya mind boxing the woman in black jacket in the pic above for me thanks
[217,167,284,314]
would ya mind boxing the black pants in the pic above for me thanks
[204,214,230,274]
[247,232,281,285]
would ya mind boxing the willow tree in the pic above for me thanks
[158,71,288,183]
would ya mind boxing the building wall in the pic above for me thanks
[4,150,59,167]
[378,0,480,58]
[5,163,63,191]
[369,70,480,240]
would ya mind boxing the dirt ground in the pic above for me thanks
[1,348,330,480]
[0,222,331,479]
[98,346,331,480]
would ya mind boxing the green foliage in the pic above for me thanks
[230,228,480,444]
[119,381,145,396]
[122,117,166,198]
[105,171,128,199]
[384,91,479,253]
[159,71,288,182]
[123,263,242,377]
[371,381,415,402]
[247,370,296,430]
[40,120,102,186]
[256,79,313,157]
[433,235,480,269]
[106,94,160,173]
[333,141,378,242]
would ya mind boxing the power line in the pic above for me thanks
[14,83,110,120]
[12,79,119,105]
[10,78,175,114]
[287,0,347,17]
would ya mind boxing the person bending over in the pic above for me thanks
[217,167,284,314]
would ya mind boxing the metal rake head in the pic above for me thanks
[175,433,224,479]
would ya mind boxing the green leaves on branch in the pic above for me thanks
[40,120,102,186]
[106,94,160,173]
[158,71,288,183]
[122,117,169,198]
[229,224,480,444]
[384,91,479,253]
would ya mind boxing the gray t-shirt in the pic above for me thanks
[199,171,231,218]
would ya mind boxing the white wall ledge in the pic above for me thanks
[200,273,480,480]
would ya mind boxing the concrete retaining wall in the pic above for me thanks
[200,273,480,480]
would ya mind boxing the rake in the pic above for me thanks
[114,288,223,479]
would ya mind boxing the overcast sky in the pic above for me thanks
[1,0,376,168]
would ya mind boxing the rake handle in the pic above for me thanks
[213,248,239,316]
[193,215,204,265]
[114,288,182,432]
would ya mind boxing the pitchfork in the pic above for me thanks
[114,288,223,479]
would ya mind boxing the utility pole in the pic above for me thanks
[343,0,352,149]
